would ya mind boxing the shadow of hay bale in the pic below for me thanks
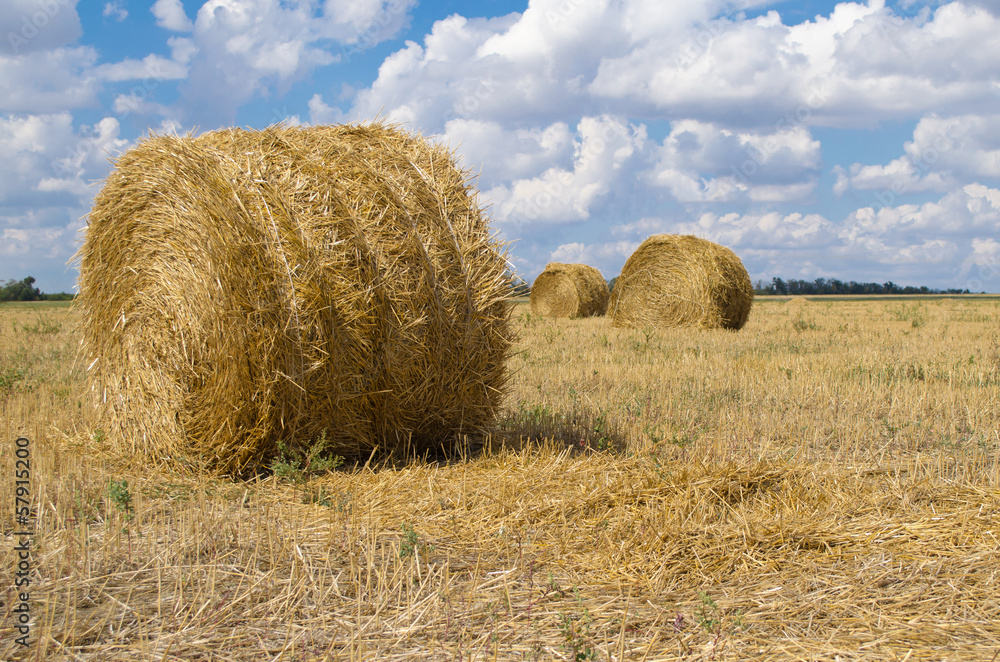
[530,263,609,318]
[495,402,628,455]
[609,234,753,330]
[77,122,513,476]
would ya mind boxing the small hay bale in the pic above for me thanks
[77,122,513,475]
[608,234,753,330]
[530,263,609,318]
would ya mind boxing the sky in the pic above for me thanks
[2,0,1000,294]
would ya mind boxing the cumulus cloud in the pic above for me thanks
[0,46,99,112]
[548,240,639,275]
[0,113,129,205]
[439,118,575,186]
[841,114,1000,194]
[95,52,191,83]
[175,0,417,126]
[0,113,130,288]
[334,0,1000,135]
[152,0,194,31]
[651,120,822,202]
[592,1,1000,127]
[481,115,647,228]
[1,0,83,55]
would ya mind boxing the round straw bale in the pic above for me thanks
[530,263,609,318]
[77,123,513,475]
[608,234,753,330]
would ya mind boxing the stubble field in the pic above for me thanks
[2,295,999,660]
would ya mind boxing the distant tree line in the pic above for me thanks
[754,277,971,296]
[511,274,972,297]
[0,277,75,302]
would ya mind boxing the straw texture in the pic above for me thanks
[609,234,753,330]
[77,123,513,475]
[530,262,609,318]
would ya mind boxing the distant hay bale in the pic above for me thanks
[530,263,609,318]
[77,123,513,475]
[608,234,753,330]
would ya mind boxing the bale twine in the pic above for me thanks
[530,263,609,318]
[77,123,513,475]
[608,234,753,330]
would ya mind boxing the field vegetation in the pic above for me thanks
[2,296,999,660]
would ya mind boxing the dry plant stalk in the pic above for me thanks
[530,262,609,318]
[76,122,513,475]
[609,234,753,330]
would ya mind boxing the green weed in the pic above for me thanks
[696,590,720,633]
[399,522,434,559]
[558,586,597,661]
[271,429,344,482]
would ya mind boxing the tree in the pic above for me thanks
[0,276,42,302]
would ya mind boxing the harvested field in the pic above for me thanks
[2,296,1000,660]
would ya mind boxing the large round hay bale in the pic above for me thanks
[608,234,753,330]
[530,263,609,318]
[77,123,513,475]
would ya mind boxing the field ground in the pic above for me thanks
[2,296,999,660]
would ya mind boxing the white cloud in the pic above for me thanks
[440,118,575,186]
[961,237,1000,288]
[1,0,83,55]
[832,185,1000,285]
[175,0,417,126]
[111,93,174,119]
[103,2,127,22]
[95,52,191,82]
[153,0,194,31]
[3,114,131,199]
[843,114,1000,194]
[0,113,130,289]
[651,119,822,202]
[481,115,647,227]
[590,1,1000,127]
[549,240,638,275]
[0,46,99,112]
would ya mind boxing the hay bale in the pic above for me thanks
[608,234,753,330]
[77,122,513,475]
[530,263,609,318]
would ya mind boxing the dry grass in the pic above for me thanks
[3,296,1000,660]
[76,123,512,475]
[609,234,753,330]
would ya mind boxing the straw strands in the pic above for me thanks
[609,234,753,330]
[530,262,609,318]
[77,122,513,475]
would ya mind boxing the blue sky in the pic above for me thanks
[3,0,1000,293]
